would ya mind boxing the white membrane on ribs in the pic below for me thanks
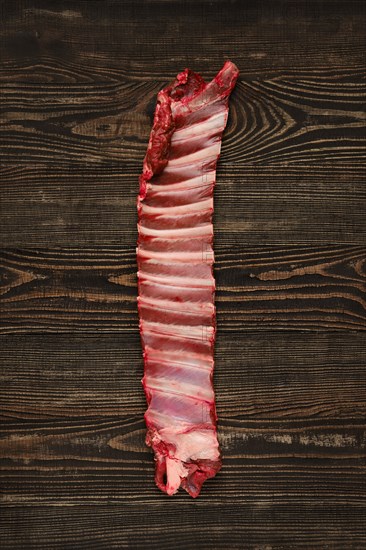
[137,61,239,498]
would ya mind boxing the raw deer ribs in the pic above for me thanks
[137,61,239,497]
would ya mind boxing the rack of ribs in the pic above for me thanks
[137,61,239,497]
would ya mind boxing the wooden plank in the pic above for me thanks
[1,71,365,246]
[1,165,365,246]
[1,74,365,166]
[2,415,364,463]
[1,416,365,503]
[1,0,365,80]
[1,332,365,420]
[1,502,365,550]
[1,246,365,334]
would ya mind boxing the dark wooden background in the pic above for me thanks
[1,1,365,548]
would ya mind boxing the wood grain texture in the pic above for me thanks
[1,73,365,166]
[1,0,365,80]
[1,416,365,503]
[1,332,365,420]
[1,246,365,333]
[1,0,366,548]
[1,4,365,249]
[1,66,365,247]
[1,165,366,246]
[1,503,365,550]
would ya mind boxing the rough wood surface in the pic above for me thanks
[2,74,365,166]
[1,0,366,548]
[1,165,366,246]
[1,504,366,550]
[1,245,366,333]
[1,332,365,420]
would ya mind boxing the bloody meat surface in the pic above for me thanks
[137,61,239,497]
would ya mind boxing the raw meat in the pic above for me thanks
[137,61,239,497]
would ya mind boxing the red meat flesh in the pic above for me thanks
[137,61,239,497]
